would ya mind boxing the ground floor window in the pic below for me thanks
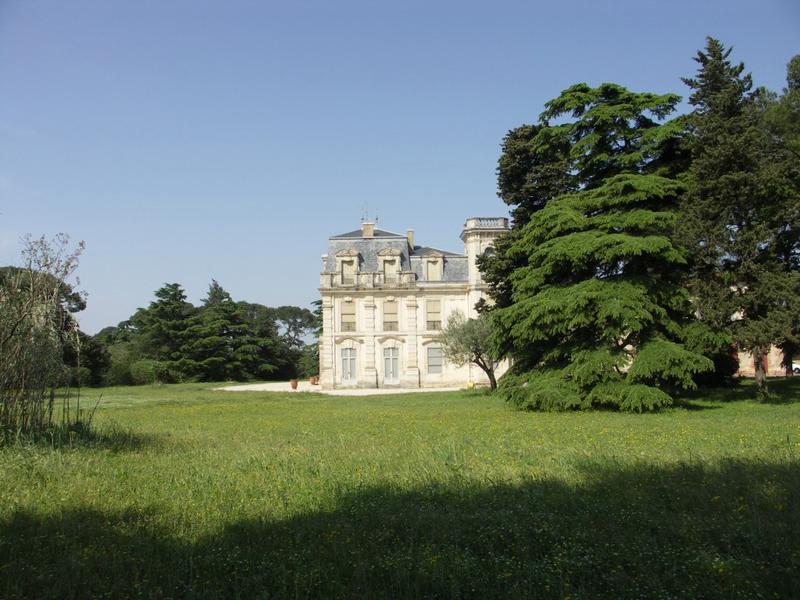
[427,346,443,374]
[384,347,399,384]
[341,348,356,383]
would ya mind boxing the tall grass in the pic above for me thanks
[1,382,798,598]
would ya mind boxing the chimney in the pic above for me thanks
[361,221,375,238]
[407,229,414,249]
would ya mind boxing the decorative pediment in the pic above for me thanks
[336,249,360,258]
[376,335,405,346]
[377,247,402,257]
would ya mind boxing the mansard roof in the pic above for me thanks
[410,246,464,258]
[331,228,406,239]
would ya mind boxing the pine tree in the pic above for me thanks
[180,280,269,382]
[490,83,712,411]
[479,83,688,313]
[130,283,195,372]
[765,55,800,374]
[681,39,800,398]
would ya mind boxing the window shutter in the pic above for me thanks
[426,260,441,281]
[341,301,356,332]
[383,299,398,331]
[426,299,441,330]
[427,346,443,374]
[342,260,355,284]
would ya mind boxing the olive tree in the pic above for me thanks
[0,234,86,441]
[438,311,500,390]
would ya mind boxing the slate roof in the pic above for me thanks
[410,245,464,258]
[331,228,406,239]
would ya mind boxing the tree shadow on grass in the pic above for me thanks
[5,422,165,453]
[676,376,800,408]
[2,459,798,599]
[759,377,800,404]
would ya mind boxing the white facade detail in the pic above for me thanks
[319,217,510,389]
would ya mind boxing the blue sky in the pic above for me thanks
[0,0,797,333]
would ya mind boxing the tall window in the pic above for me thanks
[341,260,355,285]
[426,299,441,330]
[341,301,356,332]
[341,348,356,383]
[426,259,441,281]
[384,347,399,384]
[383,300,398,331]
[383,259,397,282]
[427,346,443,374]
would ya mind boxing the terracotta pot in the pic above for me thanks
[290,379,298,390]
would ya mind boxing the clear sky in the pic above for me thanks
[0,0,797,333]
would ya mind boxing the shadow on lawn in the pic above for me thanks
[2,458,799,599]
[6,422,165,453]
[677,376,800,407]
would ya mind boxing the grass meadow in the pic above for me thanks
[1,380,799,598]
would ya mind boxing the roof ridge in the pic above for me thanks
[330,227,406,239]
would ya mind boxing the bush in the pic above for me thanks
[128,359,180,385]
[68,367,93,387]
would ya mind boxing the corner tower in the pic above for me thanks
[460,217,509,314]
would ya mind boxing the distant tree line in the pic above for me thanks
[74,281,320,386]
[477,38,800,410]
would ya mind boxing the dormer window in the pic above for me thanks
[335,249,360,286]
[425,258,442,281]
[341,260,355,285]
[377,247,402,285]
[383,259,397,282]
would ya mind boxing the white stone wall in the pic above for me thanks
[735,345,786,377]
[320,287,508,389]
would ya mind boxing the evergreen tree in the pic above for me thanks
[479,84,688,313]
[180,280,270,381]
[129,283,195,373]
[764,55,800,374]
[680,39,800,397]
[237,300,294,378]
[491,83,713,411]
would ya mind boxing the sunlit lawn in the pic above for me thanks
[1,380,799,598]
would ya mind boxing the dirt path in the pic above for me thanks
[216,381,462,396]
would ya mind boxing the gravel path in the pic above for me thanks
[216,381,463,396]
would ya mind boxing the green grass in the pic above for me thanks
[1,380,799,598]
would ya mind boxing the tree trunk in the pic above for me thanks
[474,357,497,391]
[782,346,794,376]
[753,346,769,399]
[487,368,497,391]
